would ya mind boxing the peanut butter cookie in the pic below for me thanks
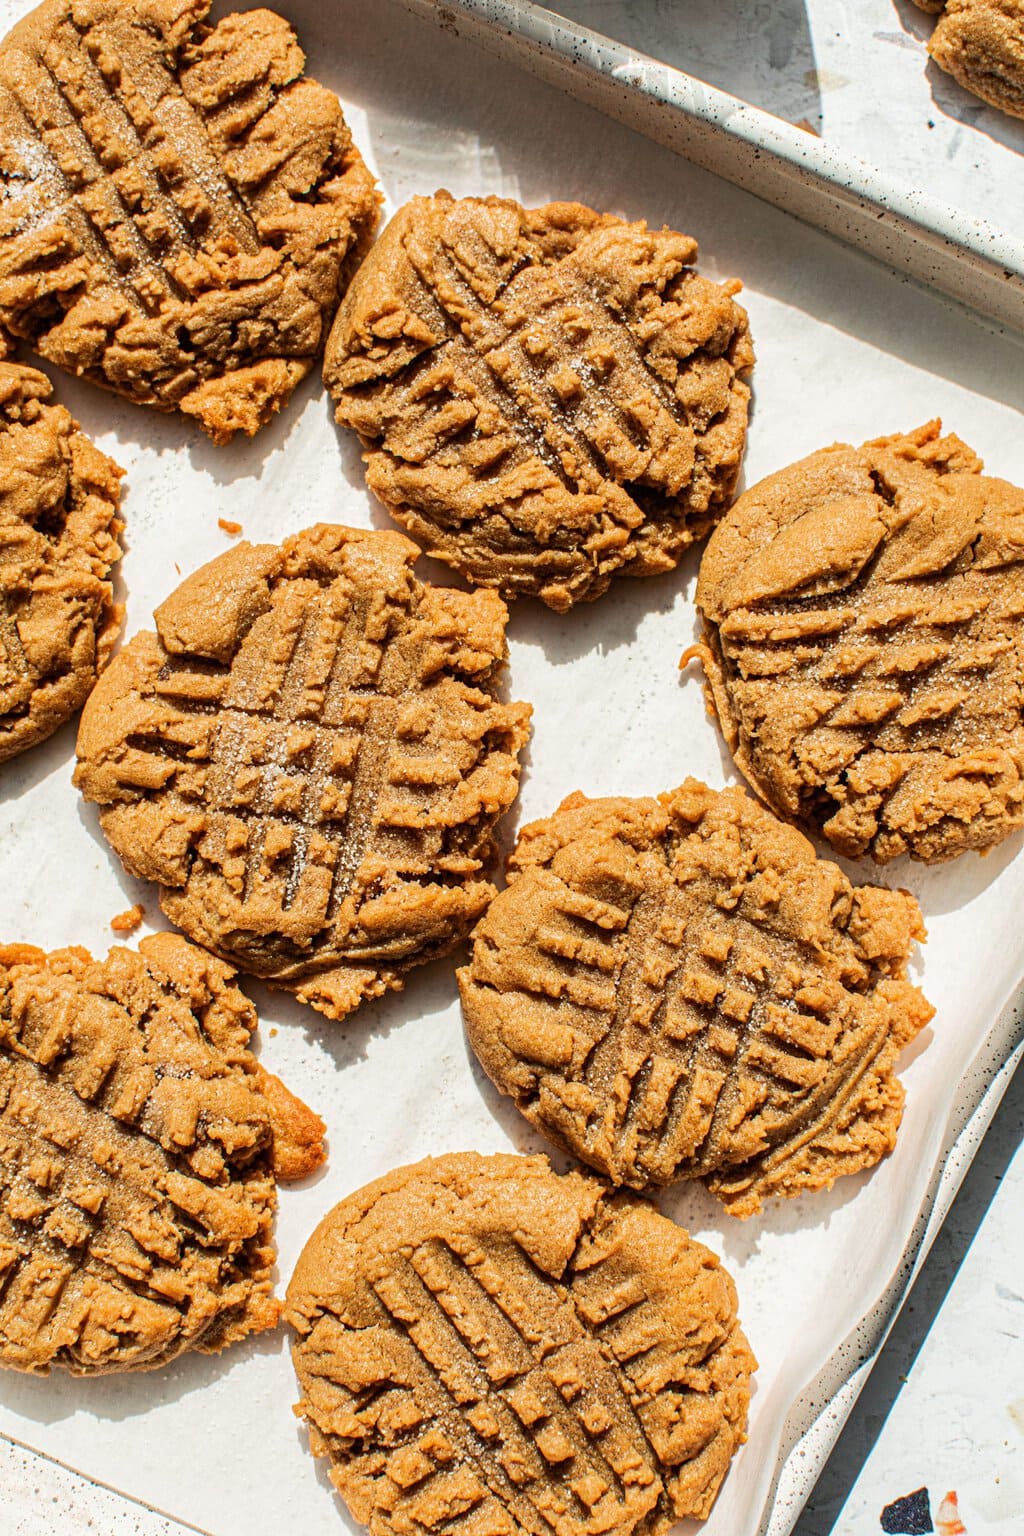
[913,1,1024,120]
[286,1152,755,1531]
[694,422,1024,864]
[0,932,324,1375]
[0,0,380,441]
[74,525,531,1021]
[0,359,122,764]
[460,782,933,1216]
[324,193,754,611]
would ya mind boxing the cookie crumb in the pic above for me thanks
[218,518,243,537]
[110,904,144,934]
[269,1027,278,1038]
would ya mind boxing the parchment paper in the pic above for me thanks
[1,1,1023,1532]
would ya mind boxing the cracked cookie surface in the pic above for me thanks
[0,931,324,1375]
[324,193,753,611]
[286,1151,754,1532]
[0,0,380,441]
[460,782,933,1215]
[913,0,1024,119]
[74,524,531,1022]
[0,359,122,763]
[694,422,1024,864]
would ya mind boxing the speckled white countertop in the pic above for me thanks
[794,1071,1024,1534]
[554,0,1024,243]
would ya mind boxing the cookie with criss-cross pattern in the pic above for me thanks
[286,1152,755,1532]
[0,359,123,764]
[74,524,531,1022]
[0,0,380,441]
[324,193,754,611]
[0,932,324,1375]
[694,421,1024,864]
[912,1,1024,120]
[459,781,933,1216]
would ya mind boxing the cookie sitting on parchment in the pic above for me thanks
[693,421,1024,864]
[324,192,754,611]
[459,781,933,1216]
[74,524,532,1022]
[286,1152,755,1531]
[912,0,1024,121]
[0,932,325,1375]
[0,0,380,441]
[0,359,123,764]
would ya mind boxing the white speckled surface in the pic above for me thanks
[794,1063,1024,1535]
[857,1138,1024,1530]
[553,0,1024,243]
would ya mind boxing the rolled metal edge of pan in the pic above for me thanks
[393,0,1024,337]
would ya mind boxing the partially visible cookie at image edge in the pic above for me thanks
[0,0,381,441]
[0,358,123,764]
[913,0,1024,120]
[460,780,933,1216]
[74,523,532,1022]
[694,421,1024,864]
[286,1151,755,1531]
[0,931,325,1375]
[324,192,754,611]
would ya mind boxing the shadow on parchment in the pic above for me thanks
[892,0,1024,158]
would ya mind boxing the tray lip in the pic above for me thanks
[398,0,1024,332]
[760,1000,1024,1534]
[1,1427,211,1535]
[421,0,1024,268]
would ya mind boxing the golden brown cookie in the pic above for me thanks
[323,193,754,612]
[0,359,123,764]
[286,1151,755,1532]
[693,421,1024,864]
[459,782,933,1216]
[0,931,325,1375]
[0,0,380,441]
[913,0,1024,120]
[74,524,532,1022]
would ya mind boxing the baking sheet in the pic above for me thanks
[546,0,1024,246]
[1,0,1024,1533]
[393,0,1024,334]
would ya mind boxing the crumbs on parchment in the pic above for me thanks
[110,904,144,934]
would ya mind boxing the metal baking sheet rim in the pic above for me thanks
[4,988,1023,1536]
[394,0,1024,336]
